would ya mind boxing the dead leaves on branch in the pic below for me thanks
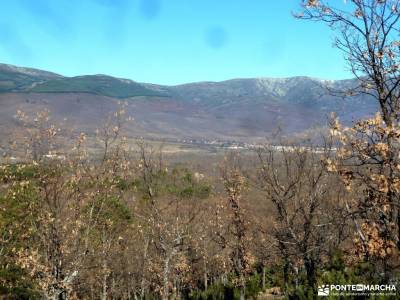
[327,112,400,260]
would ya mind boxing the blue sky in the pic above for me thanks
[0,0,351,85]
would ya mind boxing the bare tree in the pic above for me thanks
[255,142,347,294]
[297,0,400,274]
[133,142,210,299]
[298,0,400,125]
[221,154,252,300]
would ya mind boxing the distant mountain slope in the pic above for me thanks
[31,75,170,98]
[0,63,379,142]
[170,77,376,123]
[0,63,61,92]
[171,77,355,107]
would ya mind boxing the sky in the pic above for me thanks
[0,0,352,85]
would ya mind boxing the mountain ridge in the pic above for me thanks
[0,62,355,95]
[0,63,378,143]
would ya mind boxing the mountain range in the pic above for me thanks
[0,63,378,144]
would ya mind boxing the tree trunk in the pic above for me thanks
[47,289,67,300]
[240,286,245,300]
[283,259,289,292]
[203,259,208,291]
[140,237,149,299]
[304,257,316,293]
[262,266,266,290]
[101,267,108,300]
[101,229,109,300]
[163,254,171,300]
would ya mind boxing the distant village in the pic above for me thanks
[142,136,256,150]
